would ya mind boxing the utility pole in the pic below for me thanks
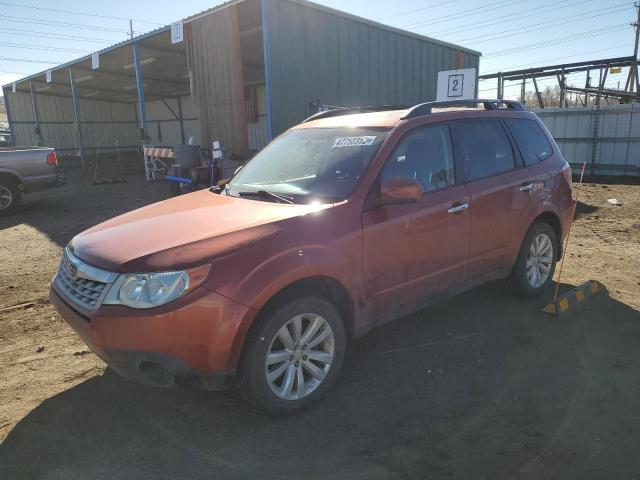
[129,19,134,39]
[625,3,640,92]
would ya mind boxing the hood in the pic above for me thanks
[72,189,331,272]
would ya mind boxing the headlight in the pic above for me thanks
[103,264,210,309]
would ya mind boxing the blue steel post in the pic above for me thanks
[260,0,273,142]
[28,81,44,146]
[68,67,86,170]
[2,86,14,145]
[132,43,147,142]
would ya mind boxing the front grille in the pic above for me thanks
[54,248,118,311]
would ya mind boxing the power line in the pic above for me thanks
[403,0,529,29]
[385,0,457,19]
[0,56,58,64]
[481,44,633,71]
[0,1,163,26]
[451,3,631,45]
[0,15,133,33]
[424,0,592,37]
[0,27,116,43]
[0,42,90,53]
[484,24,630,58]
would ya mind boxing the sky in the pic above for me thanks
[0,0,637,100]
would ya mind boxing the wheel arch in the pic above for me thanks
[0,171,22,188]
[232,275,356,372]
[532,211,563,260]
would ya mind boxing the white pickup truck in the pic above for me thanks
[0,145,63,216]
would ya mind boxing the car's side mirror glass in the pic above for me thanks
[379,177,422,205]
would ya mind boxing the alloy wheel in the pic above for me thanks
[0,185,12,210]
[264,313,335,401]
[526,233,554,288]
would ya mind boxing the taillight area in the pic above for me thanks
[47,151,58,166]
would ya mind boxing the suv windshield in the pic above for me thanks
[227,127,389,203]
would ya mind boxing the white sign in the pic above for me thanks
[436,68,477,101]
[92,53,100,70]
[333,136,376,148]
[212,141,222,159]
[46,70,52,83]
[171,21,184,44]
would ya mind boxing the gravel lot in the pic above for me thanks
[1,166,639,479]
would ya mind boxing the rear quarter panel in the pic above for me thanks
[0,147,57,192]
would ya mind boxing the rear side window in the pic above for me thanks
[450,120,515,182]
[506,118,553,166]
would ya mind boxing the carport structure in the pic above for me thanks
[2,0,480,167]
[2,27,191,168]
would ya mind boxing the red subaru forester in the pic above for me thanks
[50,99,574,413]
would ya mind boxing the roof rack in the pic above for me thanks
[301,105,408,123]
[400,99,527,119]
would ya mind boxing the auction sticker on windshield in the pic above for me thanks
[333,136,377,148]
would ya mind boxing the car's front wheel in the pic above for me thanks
[511,222,558,296]
[236,296,346,414]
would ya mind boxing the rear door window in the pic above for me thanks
[505,118,553,166]
[450,120,516,182]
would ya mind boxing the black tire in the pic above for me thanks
[0,178,21,216]
[510,222,557,297]
[236,296,346,414]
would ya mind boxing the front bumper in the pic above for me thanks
[49,284,253,391]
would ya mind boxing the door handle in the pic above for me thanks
[519,182,535,192]
[448,202,469,213]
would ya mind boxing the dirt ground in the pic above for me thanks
[0,165,639,479]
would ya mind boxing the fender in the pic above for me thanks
[0,167,24,185]
[507,181,572,268]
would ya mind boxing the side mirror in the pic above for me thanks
[379,177,422,205]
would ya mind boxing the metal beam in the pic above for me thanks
[28,81,44,146]
[73,67,190,88]
[177,96,185,144]
[479,56,635,80]
[532,74,544,109]
[564,86,640,99]
[500,60,640,82]
[69,67,86,170]
[138,44,187,57]
[29,78,180,101]
[132,43,147,141]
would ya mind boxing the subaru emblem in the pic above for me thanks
[68,261,78,279]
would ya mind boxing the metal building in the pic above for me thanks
[1,0,480,164]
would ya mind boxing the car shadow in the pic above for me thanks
[574,200,599,220]
[2,281,640,479]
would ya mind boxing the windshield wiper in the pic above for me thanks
[237,190,294,204]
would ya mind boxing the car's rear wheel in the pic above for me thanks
[0,179,21,216]
[511,222,557,297]
[236,296,346,414]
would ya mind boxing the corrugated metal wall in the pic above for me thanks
[187,4,249,155]
[536,104,640,176]
[263,0,480,137]
[4,90,138,154]
[145,96,200,148]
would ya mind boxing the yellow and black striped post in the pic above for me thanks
[542,280,606,316]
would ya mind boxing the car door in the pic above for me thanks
[362,123,471,323]
[450,118,537,280]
